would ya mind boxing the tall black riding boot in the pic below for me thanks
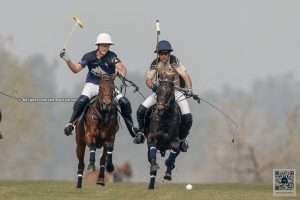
[136,105,148,133]
[179,113,193,152]
[64,95,89,136]
[133,105,148,144]
[118,97,137,138]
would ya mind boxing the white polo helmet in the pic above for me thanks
[95,33,113,45]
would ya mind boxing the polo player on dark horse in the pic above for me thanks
[135,40,195,189]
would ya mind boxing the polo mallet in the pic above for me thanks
[155,20,160,80]
[63,16,84,49]
[155,19,160,48]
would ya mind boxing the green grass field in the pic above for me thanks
[0,181,298,200]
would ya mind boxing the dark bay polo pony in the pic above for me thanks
[75,73,119,188]
[144,71,182,189]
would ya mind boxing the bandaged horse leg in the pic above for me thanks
[87,144,96,171]
[164,114,180,180]
[164,149,180,181]
[179,113,193,152]
[105,142,115,173]
[148,143,159,189]
[76,141,86,188]
[97,147,107,186]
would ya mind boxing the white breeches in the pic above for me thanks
[142,91,191,114]
[81,82,123,100]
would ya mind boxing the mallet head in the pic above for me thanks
[72,16,84,28]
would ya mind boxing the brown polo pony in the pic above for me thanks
[75,73,119,188]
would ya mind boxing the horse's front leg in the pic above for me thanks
[164,117,181,181]
[105,142,115,173]
[147,113,161,190]
[87,144,96,171]
[96,145,107,186]
[147,137,159,190]
[76,140,86,188]
[164,116,180,181]
[164,149,180,181]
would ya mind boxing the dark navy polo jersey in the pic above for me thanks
[79,50,121,84]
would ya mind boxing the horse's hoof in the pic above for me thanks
[106,164,114,173]
[148,185,154,190]
[87,164,96,171]
[96,180,105,186]
[148,176,155,190]
[164,173,172,181]
[76,181,82,188]
[76,176,83,188]
[148,183,155,190]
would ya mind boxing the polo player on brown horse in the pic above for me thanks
[59,33,140,188]
[75,73,119,188]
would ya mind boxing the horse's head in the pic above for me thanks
[98,73,116,111]
[156,72,175,114]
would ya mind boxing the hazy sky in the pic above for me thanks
[1,0,300,93]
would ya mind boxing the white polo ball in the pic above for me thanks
[185,184,193,190]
